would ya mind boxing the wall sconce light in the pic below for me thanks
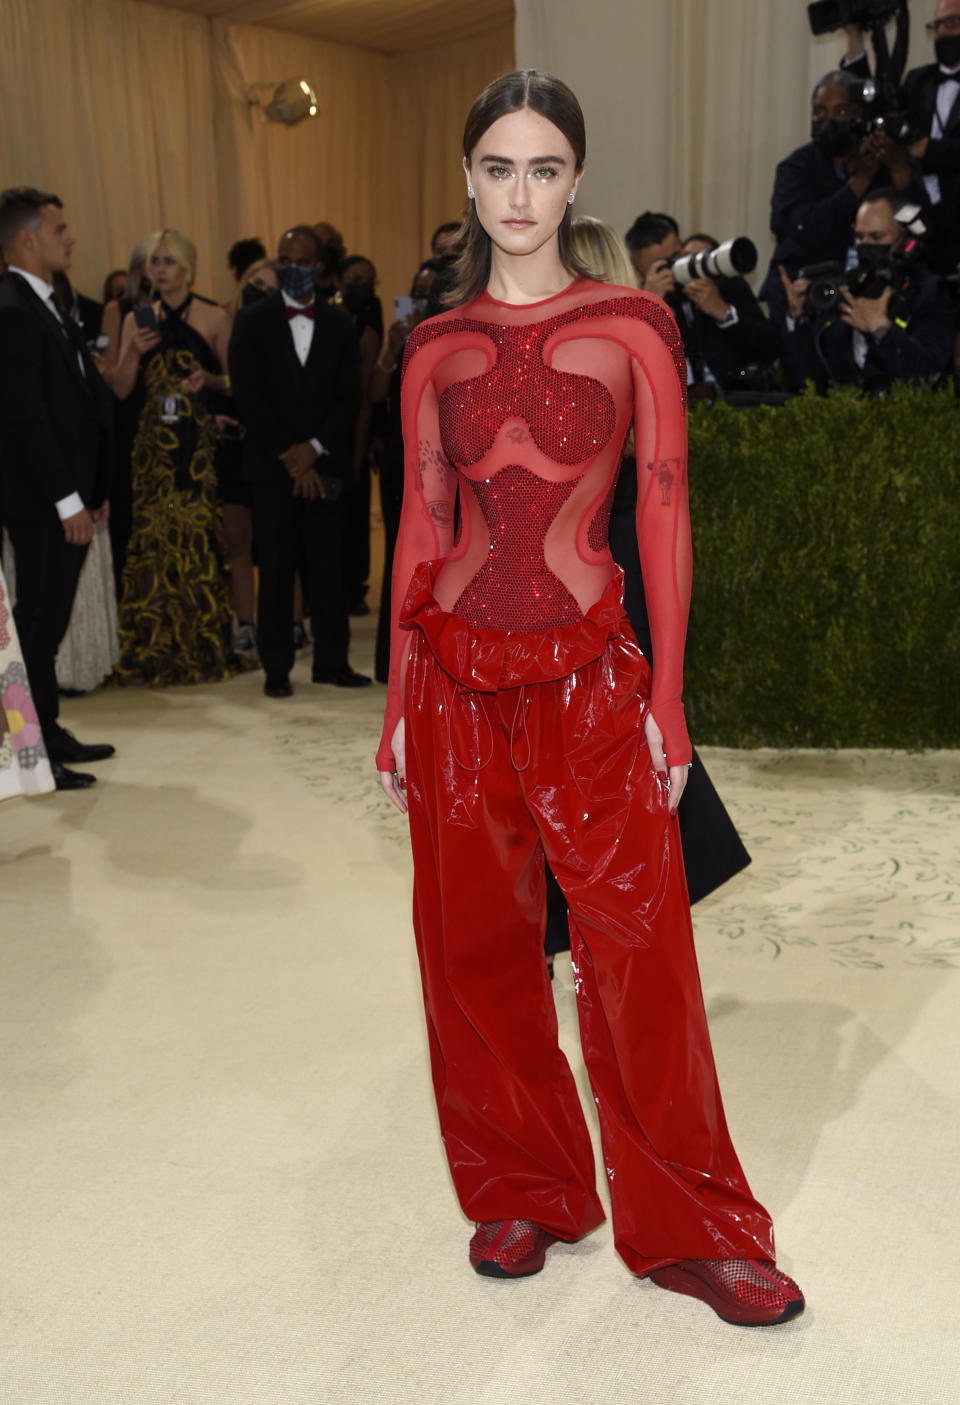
[248,79,318,126]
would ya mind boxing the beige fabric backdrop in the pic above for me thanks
[1,0,932,310]
[0,0,513,311]
[515,0,934,283]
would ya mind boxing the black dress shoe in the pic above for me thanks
[48,724,115,764]
[264,675,293,698]
[311,666,372,688]
[52,761,97,790]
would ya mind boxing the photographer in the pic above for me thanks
[625,212,779,393]
[842,1,960,273]
[759,69,926,332]
[779,190,955,390]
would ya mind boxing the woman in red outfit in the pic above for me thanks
[378,70,804,1326]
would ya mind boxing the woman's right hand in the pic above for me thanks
[128,325,161,360]
[379,718,407,813]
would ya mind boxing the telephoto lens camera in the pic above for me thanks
[669,237,758,287]
[807,0,905,36]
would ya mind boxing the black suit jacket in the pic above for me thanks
[785,263,954,390]
[0,271,114,523]
[228,293,362,486]
[74,292,104,346]
[902,63,960,272]
[671,276,780,389]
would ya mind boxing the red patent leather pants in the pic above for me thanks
[402,565,775,1275]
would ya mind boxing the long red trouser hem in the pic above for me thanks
[402,587,775,1277]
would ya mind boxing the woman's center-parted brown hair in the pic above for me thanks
[443,69,591,307]
[462,68,586,168]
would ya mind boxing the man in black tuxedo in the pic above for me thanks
[843,3,960,273]
[228,225,367,697]
[0,188,115,790]
[626,212,780,393]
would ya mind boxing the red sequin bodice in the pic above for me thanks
[378,278,692,767]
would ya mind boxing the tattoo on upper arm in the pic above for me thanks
[646,456,683,506]
[426,500,453,528]
[419,440,455,487]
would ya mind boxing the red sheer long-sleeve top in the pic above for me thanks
[377,277,693,769]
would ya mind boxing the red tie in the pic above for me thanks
[287,302,315,320]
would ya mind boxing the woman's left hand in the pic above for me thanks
[181,368,208,394]
[644,711,689,816]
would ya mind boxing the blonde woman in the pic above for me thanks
[569,213,639,287]
[112,229,235,683]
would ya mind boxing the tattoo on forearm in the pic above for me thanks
[427,500,453,528]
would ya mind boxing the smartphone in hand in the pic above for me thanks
[393,296,415,322]
[133,305,158,332]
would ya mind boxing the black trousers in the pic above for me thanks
[343,456,371,607]
[252,478,349,680]
[7,514,87,739]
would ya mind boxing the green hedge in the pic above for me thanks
[684,384,960,748]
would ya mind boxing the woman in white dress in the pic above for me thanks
[0,560,54,798]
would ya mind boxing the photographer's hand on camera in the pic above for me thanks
[862,131,912,189]
[839,283,893,337]
[778,266,811,322]
[682,277,730,321]
[640,258,676,300]
[843,140,883,197]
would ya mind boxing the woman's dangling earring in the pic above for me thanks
[567,192,576,205]
[467,185,475,199]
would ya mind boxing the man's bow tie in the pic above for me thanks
[938,67,960,84]
[287,303,315,320]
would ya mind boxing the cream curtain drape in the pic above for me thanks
[0,0,513,311]
[515,0,932,283]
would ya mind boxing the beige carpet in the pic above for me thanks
[2,614,958,1405]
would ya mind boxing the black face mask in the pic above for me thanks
[811,117,860,158]
[856,242,895,269]
[936,34,960,68]
[241,281,270,307]
[342,282,374,313]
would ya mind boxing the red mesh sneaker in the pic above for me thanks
[469,1219,559,1278]
[649,1258,805,1325]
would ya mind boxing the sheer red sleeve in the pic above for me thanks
[629,301,693,765]
[376,322,457,772]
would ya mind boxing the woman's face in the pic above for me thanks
[249,265,279,295]
[465,107,582,262]
[150,245,187,295]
